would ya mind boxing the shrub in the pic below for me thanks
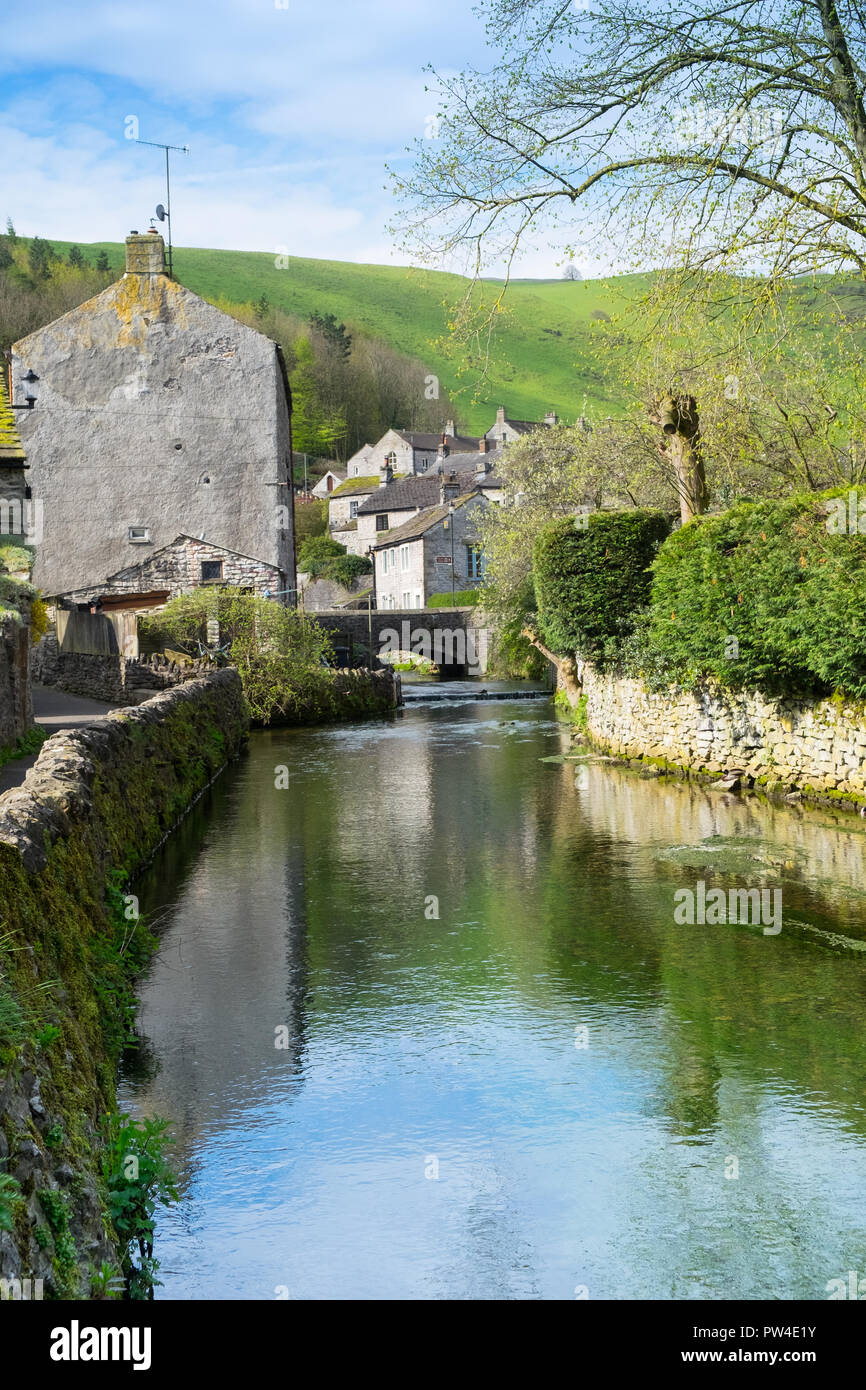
[533,509,671,660]
[646,489,866,697]
[297,534,346,572]
[140,591,334,724]
[298,535,372,588]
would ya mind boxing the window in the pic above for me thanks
[201,560,224,583]
[400,545,410,571]
[376,513,389,531]
[327,475,334,492]
[418,458,428,472]
[402,591,411,608]
[349,500,359,519]
[380,550,390,574]
[128,526,150,544]
[468,546,486,580]
[415,593,423,608]
[386,451,397,468]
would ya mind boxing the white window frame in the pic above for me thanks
[128,526,151,544]
[400,545,410,572]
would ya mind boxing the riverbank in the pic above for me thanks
[568,663,866,814]
[0,671,247,1297]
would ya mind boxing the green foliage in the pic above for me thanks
[298,535,346,570]
[0,725,50,770]
[44,1122,64,1149]
[298,535,372,588]
[140,590,334,724]
[102,1113,178,1300]
[428,589,481,607]
[534,509,671,660]
[645,490,866,698]
[294,499,328,544]
[0,1172,21,1232]
[0,987,25,1054]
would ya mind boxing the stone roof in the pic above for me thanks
[356,476,443,514]
[427,447,504,475]
[373,491,483,548]
[0,377,27,467]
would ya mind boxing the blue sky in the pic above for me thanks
[1,0,580,276]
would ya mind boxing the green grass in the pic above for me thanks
[25,239,866,434]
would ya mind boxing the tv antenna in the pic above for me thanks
[134,138,189,279]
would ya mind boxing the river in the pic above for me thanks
[119,695,866,1300]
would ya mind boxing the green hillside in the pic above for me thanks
[36,239,866,436]
[39,238,654,432]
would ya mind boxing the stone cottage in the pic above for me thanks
[11,231,295,600]
[373,489,490,609]
[484,405,558,446]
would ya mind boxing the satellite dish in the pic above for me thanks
[155,204,167,222]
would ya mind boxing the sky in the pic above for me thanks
[0,0,590,278]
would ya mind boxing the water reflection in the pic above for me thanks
[120,701,866,1300]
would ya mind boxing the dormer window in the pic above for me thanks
[128,526,151,543]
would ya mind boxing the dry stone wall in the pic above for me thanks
[0,672,247,1295]
[581,663,866,805]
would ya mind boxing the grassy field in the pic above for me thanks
[38,239,866,435]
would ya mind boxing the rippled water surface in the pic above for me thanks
[120,698,866,1299]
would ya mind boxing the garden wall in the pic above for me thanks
[32,633,210,705]
[581,663,866,805]
[0,671,247,1296]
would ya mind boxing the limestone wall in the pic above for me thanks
[582,663,866,804]
[32,633,210,705]
[0,672,247,1295]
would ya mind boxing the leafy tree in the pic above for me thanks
[67,245,87,270]
[95,250,111,274]
[290,334,347,455]
[5,218,16,243]
[309,310,352,360]
[27,236,53,281]
[394,1,866,289]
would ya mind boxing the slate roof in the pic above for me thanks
[488,417,539,435]
[356,476,443,514]
[373,491,483,548]
[426,447,503,475]
[0,377,27,467]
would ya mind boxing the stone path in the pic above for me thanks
[0,685,122,797]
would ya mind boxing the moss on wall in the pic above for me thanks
[0,672,247,1297]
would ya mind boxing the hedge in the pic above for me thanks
[533,509,671,660]
[646,489,866,698]
[427,590,481,608]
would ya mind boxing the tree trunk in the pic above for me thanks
[521,628,583,706]
[651,392,708,524]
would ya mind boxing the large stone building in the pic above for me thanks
[11,231,295,599]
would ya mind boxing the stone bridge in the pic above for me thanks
[306,607,492,676]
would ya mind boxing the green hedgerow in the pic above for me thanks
[533,508,671,661]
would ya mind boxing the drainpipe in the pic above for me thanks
[275,344,297,606]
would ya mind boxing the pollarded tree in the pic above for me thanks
[393,1,866,286]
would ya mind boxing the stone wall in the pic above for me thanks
[0,609,32,748]
[0,672,247,1296]
[32,633,210,705]
[581,663,866,805]
[307,606,491,673]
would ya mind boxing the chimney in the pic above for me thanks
[379,458,393,488]
[444,418,456,437]
[478,437,490,454]
[544,409,559,426]
[437,439,450,463]
[439,472,460,505]
[496,406,505,425]
[125,231,166,275]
